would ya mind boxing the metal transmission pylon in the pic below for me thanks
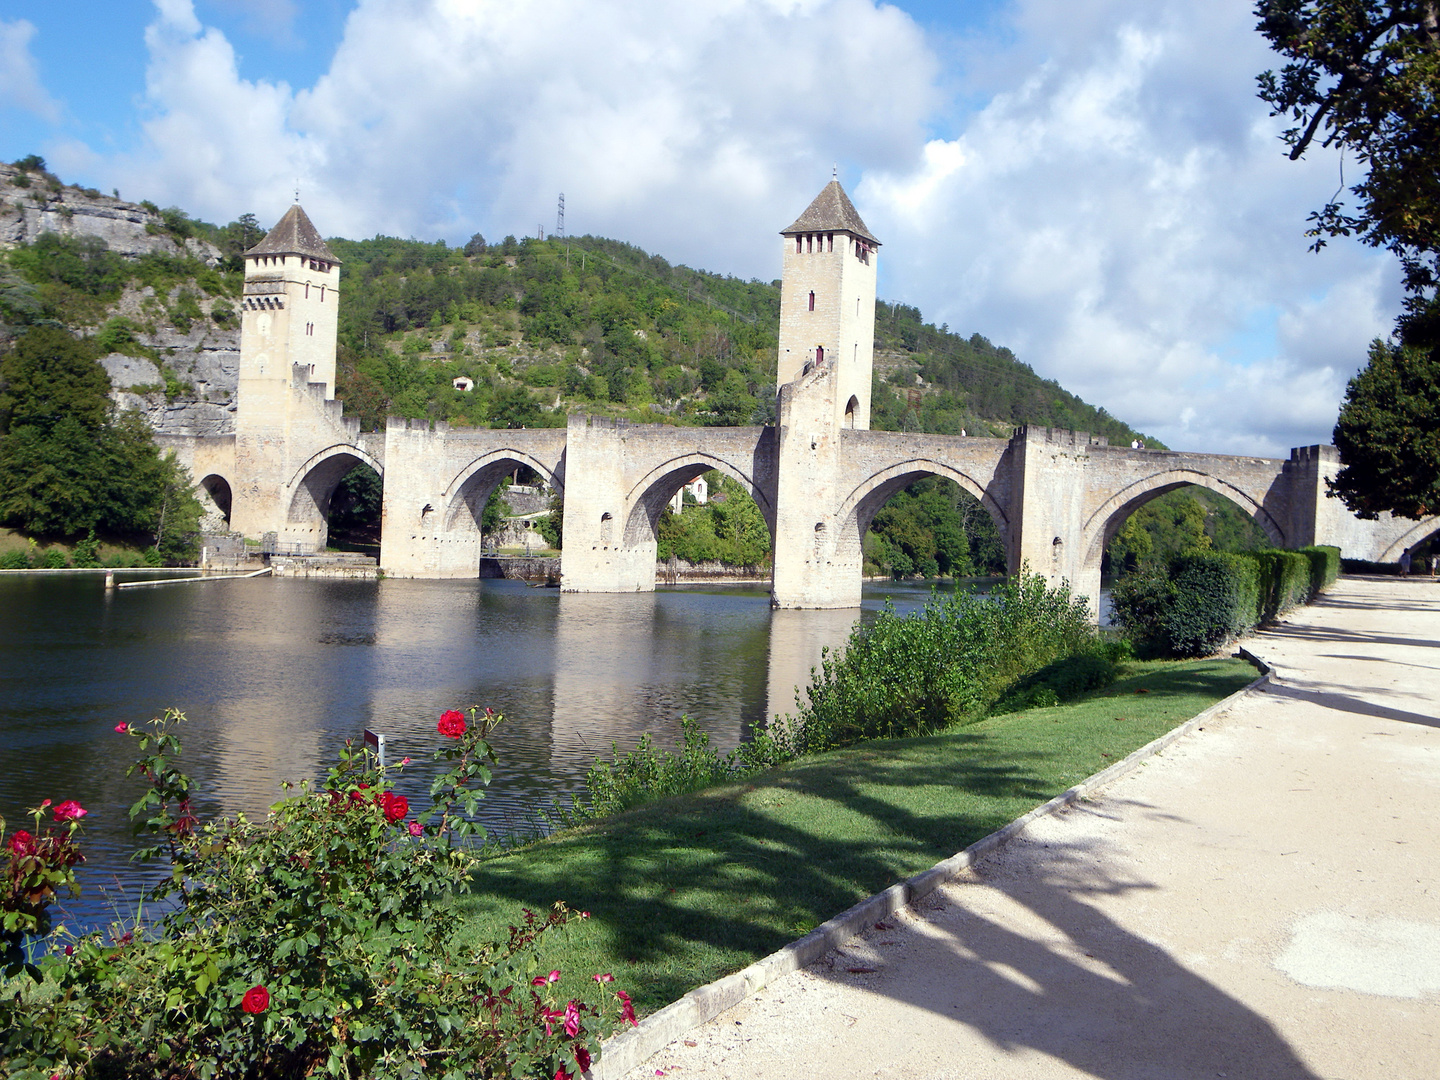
[556,193,565,238]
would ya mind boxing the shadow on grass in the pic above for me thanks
[457,739,1051,1011]
[452,659,1258,1014]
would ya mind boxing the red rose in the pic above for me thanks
[575,1046,592,1071]
[241,985,270,1014]
[437,709,467,738]
[52,800,87,822]
[8,830,35,857]
[114,723,129,734]
[380,792,409,824]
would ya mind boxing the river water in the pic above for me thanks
[0,572,972,930]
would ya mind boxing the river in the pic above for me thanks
[1,572,985,930]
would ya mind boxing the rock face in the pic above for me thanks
[0,163,222,264]
[0,162,240,436]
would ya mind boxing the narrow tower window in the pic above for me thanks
[806,234,813,254]
[808,291,815,312]
[305,282,310,299]
[796,236,802,254]
[827,233,833,252]
[816,345,824,363]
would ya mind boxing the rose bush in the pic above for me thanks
[0,706,634,1079]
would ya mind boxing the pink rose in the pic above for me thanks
[114,723,129,734]
[52,800,87,822]
[408,820,423,837]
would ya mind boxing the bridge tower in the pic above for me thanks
[776,176,880,430]
[771,178,882,607]
[230,204,351,540]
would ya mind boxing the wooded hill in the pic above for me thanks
[3,159,1262,577]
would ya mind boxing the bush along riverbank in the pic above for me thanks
[0,709,634,1080]
[1110,545,1340,657]
[451,572,1259,1017]
[2,572,1266,1074]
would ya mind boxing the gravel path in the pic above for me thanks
[622,575,1440,1080]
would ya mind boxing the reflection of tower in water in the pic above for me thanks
[764,607,859,727]
[550,591,769,774]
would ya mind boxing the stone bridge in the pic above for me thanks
[164,351,1430,613]
[158,195,1436,614]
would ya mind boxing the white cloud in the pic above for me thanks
[83,0,1404,456]
[108,0,937,269]
[858,0,1403,455]
[0,19,61,122]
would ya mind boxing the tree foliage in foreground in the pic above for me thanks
[1257,2,1440,518]
[1257,1,1440,328]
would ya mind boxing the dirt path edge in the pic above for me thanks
[589,659,1270,1079]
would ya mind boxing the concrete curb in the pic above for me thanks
[590,661,1270,1079]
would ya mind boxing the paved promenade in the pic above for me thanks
[625,576,1440,1080]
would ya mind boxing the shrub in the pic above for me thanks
[1160,552,1258,658]
[1300,545,1341,593]
[1246,549,1311,622]
[0,708,634,1079]
[37,548,66,569]
[1110,565,1174,656]
[992,650,1121,713]
[0,549,30,569]
[797,571,1096,747]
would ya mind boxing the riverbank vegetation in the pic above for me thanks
[0,325,202,562]
[0,709,633,1079]
[452,653,1258,1016]
[1112,545,1340,657]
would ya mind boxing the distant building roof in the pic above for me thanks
[246,204,341,263]
[781,180,880,245]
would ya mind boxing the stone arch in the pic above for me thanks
[1376,517,1440,563]
[622,452,775,548]
[832,458,1012,575]
[1080,469,1286,573]
[284,444,385,548]
[843,395,859,429]
[442,448,563,534]
[197,474,232,528]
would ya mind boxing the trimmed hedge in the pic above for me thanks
[1112,544,1341,657]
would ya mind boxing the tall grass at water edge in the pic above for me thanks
[575,571,1108,819]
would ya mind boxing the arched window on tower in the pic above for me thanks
[844,395,858,429]
[816,345,825,364]
[808,291,815,312]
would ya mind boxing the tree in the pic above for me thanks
[464,232,488,257]
[1330,339,1440,516]
[1258,3,1440,518]
[0,326,110,434]
[1256,1,1440,332]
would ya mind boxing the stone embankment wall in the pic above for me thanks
[479,556,560,583]
[657,559,771,584]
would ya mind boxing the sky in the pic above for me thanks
[0,0,1402,456]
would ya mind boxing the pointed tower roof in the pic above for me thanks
[781,179,880,245]
[246,204,341,263]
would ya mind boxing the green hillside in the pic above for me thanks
[1,159,1211,577]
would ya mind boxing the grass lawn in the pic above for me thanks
[452,656,1258,1015]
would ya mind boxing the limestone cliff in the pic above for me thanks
[1,162,238,437]
[0,163,221,264]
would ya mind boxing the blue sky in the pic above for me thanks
[0,0,1402,455]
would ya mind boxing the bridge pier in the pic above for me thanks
[559,415,662,593]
